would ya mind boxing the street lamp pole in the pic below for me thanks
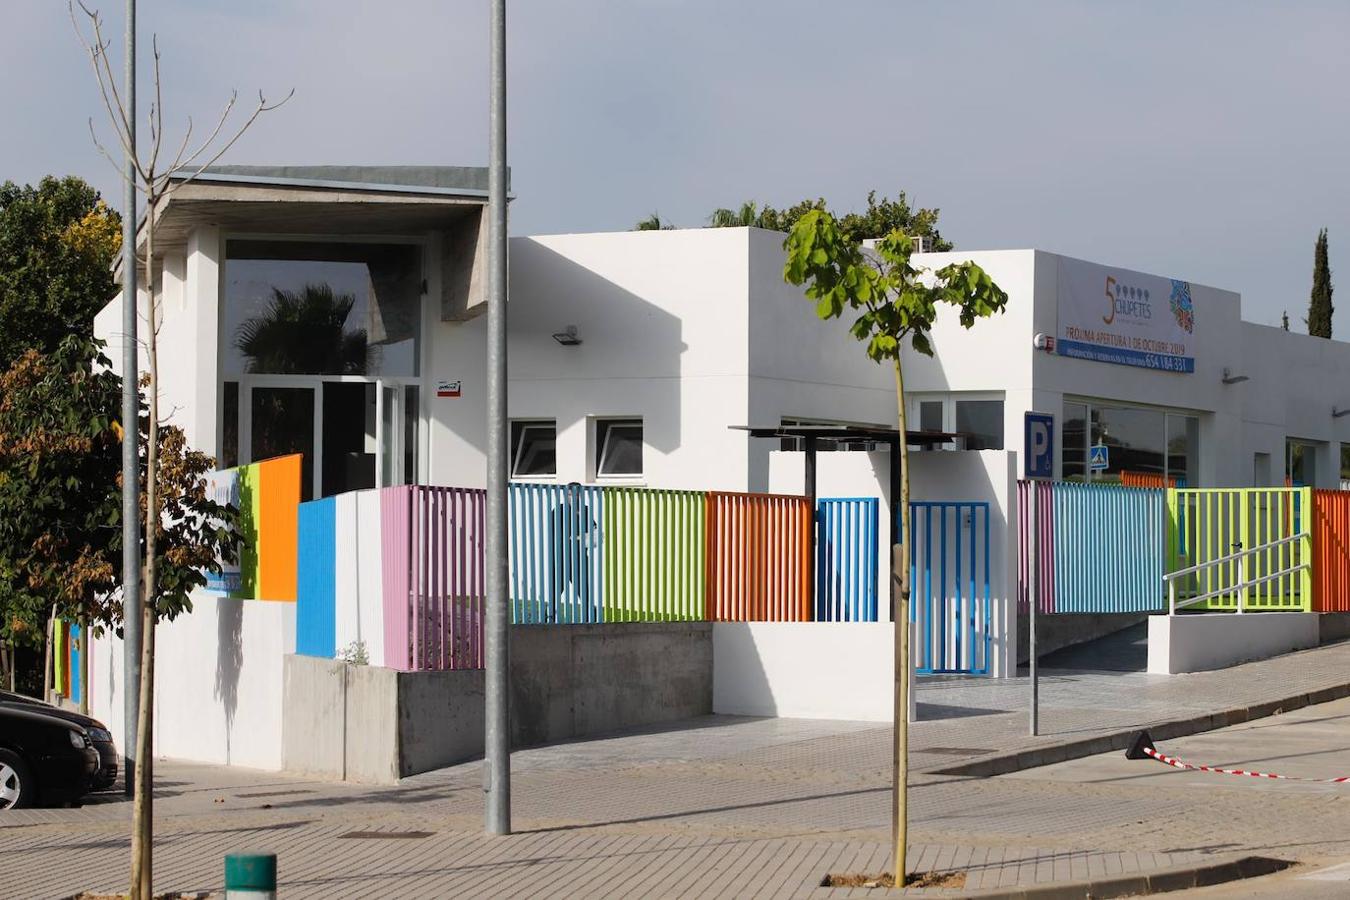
[121,0,142,797]
[483,0,511,836]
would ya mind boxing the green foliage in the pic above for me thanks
[0,339,242,645]
[0,177,121,370]
[712,191,953,251]
[783,210,1006,362]
[1282,310,1290,331]
[1308,228,1333,339]
[633,213,676,231]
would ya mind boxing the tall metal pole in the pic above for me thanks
[483,0,511,836]
[121,0,141,797]
[1029,485,1039,736]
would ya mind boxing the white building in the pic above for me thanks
[86,166,1350,770]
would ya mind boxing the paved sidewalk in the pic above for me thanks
[8,635,1350,897]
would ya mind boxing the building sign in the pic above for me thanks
[1089,444,1110,472]
[1024,412,1054,480]
[437,380,462,398]
[1056,257,1195,373]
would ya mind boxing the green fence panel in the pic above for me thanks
[1166,487,1311,611]
[601,487,706,622]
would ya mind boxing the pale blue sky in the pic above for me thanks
[4,1,1347,329]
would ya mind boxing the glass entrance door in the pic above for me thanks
[249,386,316,501]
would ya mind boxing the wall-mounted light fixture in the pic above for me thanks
[1221,368,1250,385]
[1333,407,1350,419]
[552,325,582,347]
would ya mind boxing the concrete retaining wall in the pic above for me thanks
[284,621,712,783]
[1147,612,1320,674]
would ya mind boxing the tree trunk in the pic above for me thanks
[42,609,54,703]
[130,207,158,900]
[891,358,911,883]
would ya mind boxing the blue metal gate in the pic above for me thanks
[909,501,991,676]
[815,498,879,622]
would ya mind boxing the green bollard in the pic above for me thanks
[224,852,276,899]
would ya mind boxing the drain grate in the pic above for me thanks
[338,831,435,840]
[917,747,989,756]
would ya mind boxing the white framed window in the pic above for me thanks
[596,418,643,478]
[907,394,1005,451]
[511,420,557,478]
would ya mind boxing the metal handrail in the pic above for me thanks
[1165,531,1310,616]
[1163,532,1309,581]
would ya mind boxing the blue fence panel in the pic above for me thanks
[1051,482,1165,613]
[509,483,605,624]
[296,497,338,658]
[815,498,879,622]
[909,502,991,676]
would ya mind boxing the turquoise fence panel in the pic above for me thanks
[509,483,605,624]
[815,498,879,622]
[910,502,991,675]
[296,497,337,658]
[1049,482,1165,613]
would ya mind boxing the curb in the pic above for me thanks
[942,855,1293,899]
[923,680,1350,778]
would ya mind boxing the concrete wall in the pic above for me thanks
[1147,612,1320,674]
[1016,612,1148,665]
[91,592,297,770]
[713,622,908,721]
[283,622,713,783]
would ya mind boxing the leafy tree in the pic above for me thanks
[1307,229,1333,339]
[1282,310,1290,331]
[784,212,1006,882]
[712,191,953,251]
[633,212,675,231]
[0,177,120,370]
[236,283,369,375]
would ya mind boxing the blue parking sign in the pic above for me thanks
[1024,412,1054,479]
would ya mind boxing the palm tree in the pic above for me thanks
[708,201,760,228]
[235,283,369,375]
[633,212,675,231]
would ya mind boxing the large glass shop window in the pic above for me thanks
[224,240,421,378]
[1063,399,1198,487]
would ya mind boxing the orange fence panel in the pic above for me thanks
[705,491,811,621]
[1314,489,1350,612]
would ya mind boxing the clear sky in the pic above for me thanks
[4,1,1347,329]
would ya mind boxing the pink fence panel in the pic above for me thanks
[382,485,486,671]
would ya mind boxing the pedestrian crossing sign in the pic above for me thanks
[1089,444,1109,471]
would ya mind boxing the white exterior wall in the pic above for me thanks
[90,593,296,769]
[332,490,387,667]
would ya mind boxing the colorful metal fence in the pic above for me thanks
[603,487,706,622]
[1018,481,1165,614]
[1168,487,1311,611]
[509,483,605,624]
[910,502,991,675]
[706,491,812,621]
[815,498,879,622]
[384,485,486,670]
[1314,490,1350,612]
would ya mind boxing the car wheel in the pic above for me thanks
[0,749,35,810]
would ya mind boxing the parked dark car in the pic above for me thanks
[0,704,99,808]
[0,692,119,791]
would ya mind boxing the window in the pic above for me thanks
[1063,398,1199,486]
[221,381,239,469]
[1341,445,1350,491]
[1287,439,1318,487]
[955,399,1004,450]
[596,419,643,477]
[918,401,944,434]
[1062,401,1087,481]
[511,421,557,477]
[223,240,422,378]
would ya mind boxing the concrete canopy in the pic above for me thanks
[132,165,498,321]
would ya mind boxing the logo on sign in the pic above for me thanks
[1024,412,1054,480]
[436,380,462,398]
[1089,444,1110,471]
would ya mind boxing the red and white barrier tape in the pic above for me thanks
[1128,730,1350,783]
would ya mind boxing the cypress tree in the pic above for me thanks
[1308,228,1333,338]
[1282,310,1290,331]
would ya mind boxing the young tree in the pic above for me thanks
[73,4,288,895]
[712,190,954,251]
[784,212,1006,883]
[1308,228,1333,339]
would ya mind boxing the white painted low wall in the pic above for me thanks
[1146,612,1320,674]
[713,622,915,722]
[91,592,296,770]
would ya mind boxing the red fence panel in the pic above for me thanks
[706,491,811,621]
[1314,489,1350,612]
